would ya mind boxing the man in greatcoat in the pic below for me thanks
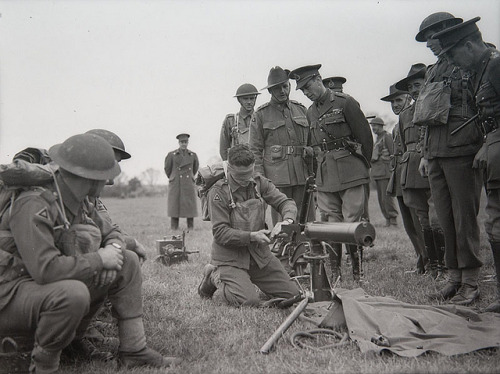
[289,64,373,283]
[369,117,398,226]
[164,133,199,230]
[219,83,260,160]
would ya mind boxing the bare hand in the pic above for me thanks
[250,229,271,244]
[98,244,124,271]
[418,158,429,177]
[94,269,118,287]
[473,143,487,169]
[133,240,147,263]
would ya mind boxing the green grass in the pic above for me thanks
[63,193,499,374]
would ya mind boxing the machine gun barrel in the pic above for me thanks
[303,221,375,247]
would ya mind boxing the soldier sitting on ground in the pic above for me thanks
[0,134,180,373]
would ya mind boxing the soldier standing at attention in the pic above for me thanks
[382,84,426,273]
[415,13,483,303]
[0,134,180,372]
[164,133,199,230]
[249,66,313,225]
[395,64,443,276]
[219,84,260,161]
[369,117,399,227]
[289,64,373,282]
[434,16,499,310]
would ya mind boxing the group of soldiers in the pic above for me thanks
[1,9,499,374]
[196,12,500,314]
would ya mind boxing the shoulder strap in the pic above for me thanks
[221,161,235,209]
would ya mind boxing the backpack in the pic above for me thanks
[195,161,227,221]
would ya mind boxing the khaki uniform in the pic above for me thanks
[250,98,313,223]
[208,174,299,306]
[422,57,483,270]
[371,130,398,222]
[219,109,253,160]
[164,148,199,218]
[307,90,373,222]
[0,175,142,360]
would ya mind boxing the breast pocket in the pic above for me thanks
[263,120,286,143]
[323,114,351,138]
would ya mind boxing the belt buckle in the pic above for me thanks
[287,145,295,154]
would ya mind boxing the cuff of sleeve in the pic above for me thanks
[283,215,295,222]
[87,252,104,273]
[243,232,252,244]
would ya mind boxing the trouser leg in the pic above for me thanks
[375,179,389,221]
[187,218,194,229]
[424,228,438,277]
[328,242,342,283]
[484,241,500,312]
[397,196,425,266]
[250,256,301,300]
[217,265,262,307]
[0,280,90,373]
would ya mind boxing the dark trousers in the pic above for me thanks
[271,185,314,225]
[428,156,482,269]
[374,178,398,221]
[397,196,426,270]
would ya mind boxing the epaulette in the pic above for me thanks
[39,188,58,204]
[255,102,270,111]
[333,91,349,99]
[225,113,237,120]
[290,100,306,108]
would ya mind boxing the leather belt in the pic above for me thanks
[318,138,349,152]
[284,145,304,155]
[405,143,421,152]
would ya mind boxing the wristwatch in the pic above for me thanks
[111,242,122,249]
[285,218,294,224]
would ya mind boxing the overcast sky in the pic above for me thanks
[1,0,499,183]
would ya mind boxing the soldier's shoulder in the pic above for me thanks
[289,100,307,108]
[255,102,270,112]
[16,186,57,204]
[224,113,237,120]
[333,92,350,99]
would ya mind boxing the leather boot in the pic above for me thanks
[62,337,113,362]
[117,318,181,369]
[428,268,461,300]
[433,229,447,281]
[198,264,217,299]
[484,241,500,313]
[450,267,480,305]
[328,243,342,285]
[423,228,438,279]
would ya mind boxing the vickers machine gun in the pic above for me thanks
[271,176,376,302]
[154,231,199,266]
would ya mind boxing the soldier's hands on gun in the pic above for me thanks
[270,220,293,240]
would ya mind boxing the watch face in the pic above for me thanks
[112,243,122,249]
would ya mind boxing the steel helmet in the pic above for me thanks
[369,117,385,126]
[415,12,463,42]
[85,129,131,160]
[234,84,260,98]
[49,134,121,181]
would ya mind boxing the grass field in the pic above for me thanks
[62,192,500,374]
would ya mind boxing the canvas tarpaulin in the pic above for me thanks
[304,288,500,357]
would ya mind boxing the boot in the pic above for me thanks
[428,268,461,300]
[423,228,438,279]
[450,267,480,305]
[170,217,179,230]
[483,241,500,312]
[433,229,447,281]
[62,337,113,362]
[30,344,61,374]
[117,318,181,369]
[198,264,217,299]
[328,243,342,285]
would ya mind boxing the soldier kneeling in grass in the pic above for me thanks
[198,144,302,307]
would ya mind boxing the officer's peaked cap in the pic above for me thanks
[289,64,322,90]
[176,133,190,140]
[433,17,481,56]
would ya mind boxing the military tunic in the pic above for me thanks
[307,90,372,223]
[219,109,253,160]
[164,148,199,218]
[473,48,500,242]
[0,174,142,357]
[422,57,483,270]
[208,174,299,306]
